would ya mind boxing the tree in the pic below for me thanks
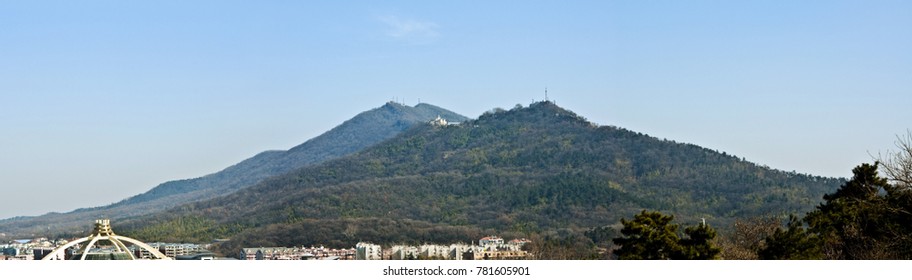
[804,163,909,259]
[757,216,821,260]
[757,161,912,260]
[717,216,780,260]
[527,230,599,260]
[613,211,682,260]
[678,223,722,260]
[877,131,912,257]
[613,211,721,260]
[877,130,912,188]
[584,225,617,251]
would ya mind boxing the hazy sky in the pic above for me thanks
[1,1,909,219]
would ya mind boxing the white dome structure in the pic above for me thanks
[42,219,171,260]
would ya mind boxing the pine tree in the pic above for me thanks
[804,163,898,259]
[758,163,912,259]
[757,216,821,260]
[678,223,722,259]
[612,210,682,260]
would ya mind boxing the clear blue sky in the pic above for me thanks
[1,1,909,219]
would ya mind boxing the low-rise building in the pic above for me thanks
[388,245,419,260]
[240,246,356,260]
[420,244,449,259]
[356,242,381,260]
[429,115,449,126]
[473,250,531,260]
[479,236,504,247]
[32,247,58,260]
[449,243,474,260]
[175,252,216,260]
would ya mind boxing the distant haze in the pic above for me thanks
[1,1,909,219]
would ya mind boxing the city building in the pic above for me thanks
[479,236,504,249]
[31,247,57,260]
[449,243,474,260]
[419,244,449,259]
[388,245,419,260]
[356,242,381,260]
[175,252,216,260]
[239,246,355,260]
[382,239,532,260]
[155,243,208,258]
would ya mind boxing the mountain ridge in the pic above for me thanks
[117,101,842,256]
[0,102,468,237]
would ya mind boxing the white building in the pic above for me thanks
[449,243,474,260]
[389,245,419,260]
[429,115,449,126]
[239,247,290,260]
[479,236,504,250]
[355,242,381,260]
[419,244,449,259]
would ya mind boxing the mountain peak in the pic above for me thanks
[528,100,574,115]
[478,101,591,127]
[0,102,469,236]
[382,101,412,110]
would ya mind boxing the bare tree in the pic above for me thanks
[717,216,780,260]
[877,130,912,188]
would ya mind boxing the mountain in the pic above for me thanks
[118,101,843,257]
[0,102,468,237]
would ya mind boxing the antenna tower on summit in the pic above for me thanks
[545,87,549,102]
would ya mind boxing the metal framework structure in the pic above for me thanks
[42,219,171,260]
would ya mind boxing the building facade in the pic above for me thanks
[355,242,381,260]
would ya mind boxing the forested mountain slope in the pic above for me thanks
[0,102,467,237]
[121,101,842,256]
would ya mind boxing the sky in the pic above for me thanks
[0,1,909,219]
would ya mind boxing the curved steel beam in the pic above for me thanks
[41,219,171,260]
[80,236,103,260]
[41,237,90,260]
